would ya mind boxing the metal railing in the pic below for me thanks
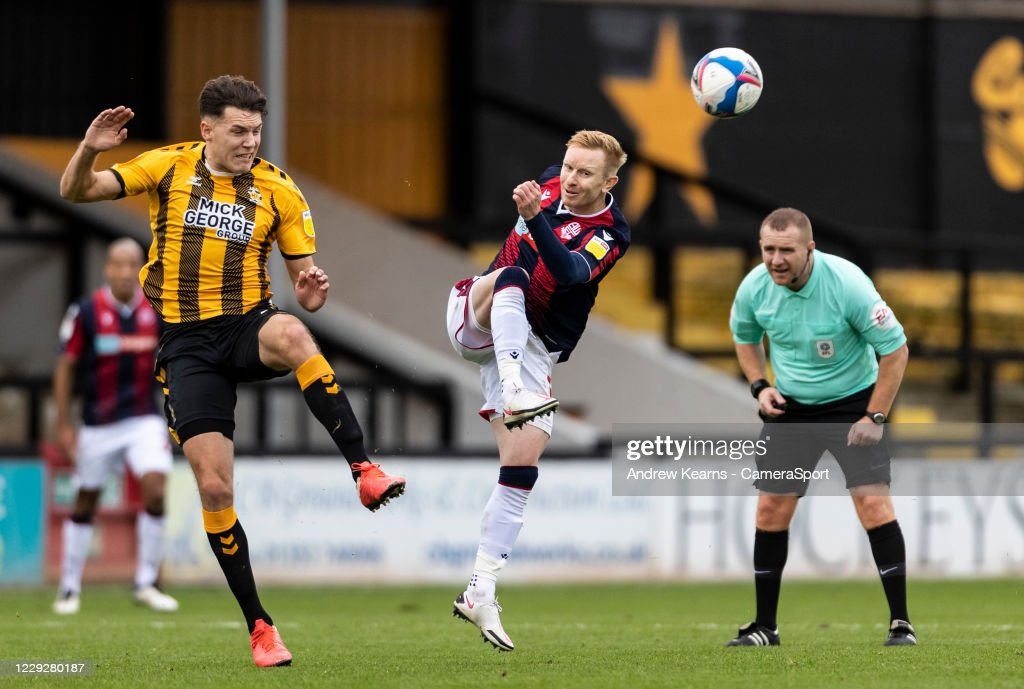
[0,371,454,458]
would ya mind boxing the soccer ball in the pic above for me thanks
[691,47,764,118]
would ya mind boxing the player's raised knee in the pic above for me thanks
[493,266,530,292]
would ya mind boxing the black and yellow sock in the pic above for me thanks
[868,519,909,622]
[203,506,270,634]
[753,528,788,629]
[296,354,369,476]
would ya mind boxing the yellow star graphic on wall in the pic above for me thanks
[603,20,718,227]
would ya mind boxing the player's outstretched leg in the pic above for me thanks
[297,355,406,510]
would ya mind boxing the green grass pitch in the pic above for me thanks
[1,580,1021,688]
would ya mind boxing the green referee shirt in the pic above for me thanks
[730,250,906,404]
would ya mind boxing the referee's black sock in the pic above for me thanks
[204,507,271,634]
[867,519,909,623]
[296,354,370,477]
[753,528,789,629]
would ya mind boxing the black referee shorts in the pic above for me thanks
[156,301,290,444]
[755,385,891,495]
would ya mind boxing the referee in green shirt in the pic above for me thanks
[727,207,916,647]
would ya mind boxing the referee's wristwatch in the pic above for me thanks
[867,411,887,424]
[750,378,772,400]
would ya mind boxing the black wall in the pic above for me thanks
[0,2,167,139]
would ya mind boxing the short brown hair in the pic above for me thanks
[761,207,813,239]
[566,130,627,176]
[198,75,268,119]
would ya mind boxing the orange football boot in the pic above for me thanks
[250,619,292,667]
[351,461,406,512]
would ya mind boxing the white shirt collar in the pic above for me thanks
[555,192,615,217]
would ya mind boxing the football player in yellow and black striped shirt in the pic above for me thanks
[60,75,406,668]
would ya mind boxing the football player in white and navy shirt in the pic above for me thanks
[446,130,630,651]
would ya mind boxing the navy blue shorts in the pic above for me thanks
[755,385,891,495]
[155,301,290,443]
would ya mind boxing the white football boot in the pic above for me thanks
[501,380,558,430]
[133,585,180,612]
[53,590,81,615]
[453,590,515,651]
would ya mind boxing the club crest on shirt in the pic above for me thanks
[816,339,835,359]
[560,221,582,240]
[248,186,263,205]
